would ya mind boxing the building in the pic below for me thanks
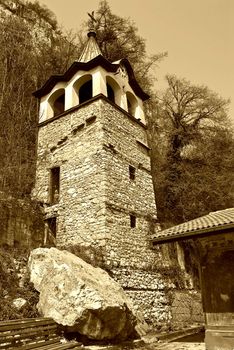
[32,29,175,324]
[152,208,234,349]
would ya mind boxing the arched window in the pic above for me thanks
[107,83,115,103]
[126,91,138,117]
[48,89,65,118]
[73,75,93,105]
[54,94,65,116]
[79,79,92,104]
[106,76,121,106]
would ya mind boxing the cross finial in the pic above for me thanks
[87,11,97,32]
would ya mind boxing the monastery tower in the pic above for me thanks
[33,30,165,323]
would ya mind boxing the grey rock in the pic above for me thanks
[28,247,145,341]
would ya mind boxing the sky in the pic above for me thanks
[40,0,234,120]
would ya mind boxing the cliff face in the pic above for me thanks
[0,0,81,198]
[0,1,65,250]
[0,0,57,30]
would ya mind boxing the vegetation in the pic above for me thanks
[0,2,233,321]
[86,0,167,91]
[149,75,234,225]
[0,1,80,195]
[0,246,39,320]
[1,0,232,221]
[1,0,232,224]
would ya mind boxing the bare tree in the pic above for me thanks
[148,75,234,225]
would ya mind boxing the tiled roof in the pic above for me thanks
[152,208,234,243]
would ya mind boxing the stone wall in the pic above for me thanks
[110,265,203,327]
[33,96,158,251]
[33,95,203,326]
[33,98,106,247]
[111,267,172,325]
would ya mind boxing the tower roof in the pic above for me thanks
[78,31,102,63]
[33,30,150,101]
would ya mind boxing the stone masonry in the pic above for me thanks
[32,31,203,326]
[33,95,176,324]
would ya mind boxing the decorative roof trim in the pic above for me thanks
[33,57,149,101]
[33,55,115,98]
[119,58,150,101]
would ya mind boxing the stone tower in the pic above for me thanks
[33,31,166,323]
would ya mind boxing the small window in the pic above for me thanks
[50,167,60,204]
[130,215,136,228]
[47,217,57,238]
[129,165,136,180]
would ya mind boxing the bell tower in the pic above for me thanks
[33,30,162,322]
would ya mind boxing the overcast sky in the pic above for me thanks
[40,0,234,120]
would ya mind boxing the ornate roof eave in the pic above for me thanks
[33,55,115,98]
[33,57,149,101]
[119,58,150,101]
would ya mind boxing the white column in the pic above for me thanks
[120,92,128,111]
[65,85,75,110]
[92,69,107,97]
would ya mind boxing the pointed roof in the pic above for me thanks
[78,31,102,63]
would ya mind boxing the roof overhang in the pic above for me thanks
[33,56,149,101]
[152,223,234,245]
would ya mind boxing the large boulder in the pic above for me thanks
[28,247,145,341]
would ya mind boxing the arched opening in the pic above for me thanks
[79,79,92,104]
[54,94,65,116]
[126,91,138,117]
[107,83,115,103]
[106,76,121,106]
[48,89,65,118]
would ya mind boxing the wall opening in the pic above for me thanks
[130,215,136,228]
[45,217,57,246]
[47,217,57,237]
[50,167,60,204]
[126,91,138,117]
[106,76,121,106]
[129,165,136,180]
[53,93,65,116]
[48,89,65,118]
[107,83,115,103]
[79,79,92,104]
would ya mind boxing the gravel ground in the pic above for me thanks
[156,341,205,350]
